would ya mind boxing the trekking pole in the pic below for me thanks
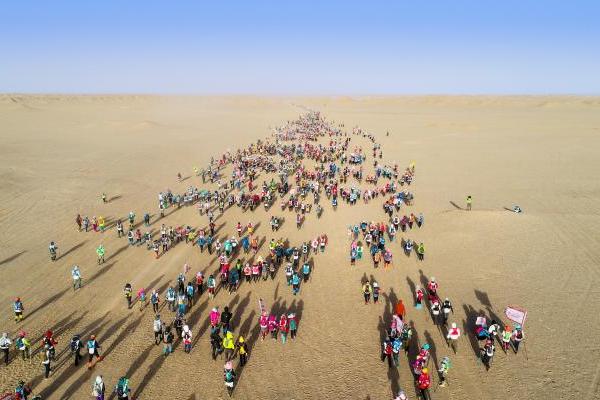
[522,340,529,361]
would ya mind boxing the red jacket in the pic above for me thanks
[418,373,431,389]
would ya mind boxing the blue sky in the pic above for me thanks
[1,1,599,94]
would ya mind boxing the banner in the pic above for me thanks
[504,305,527,326]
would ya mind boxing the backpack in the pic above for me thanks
[116,377,128,396]
[70,336,80,352]
[225,370,233,382]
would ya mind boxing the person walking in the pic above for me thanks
[96,245,105,265]
[236,336,248,366]
[466,195,472,211]
[182,325,193,353]
[446,323,461,353]
[72,265,83,290]
[512,324,524,353]
[87,335,102,367]
[362,280,373,304]
[162,326,174,356]
[70,334,82,366]
[224,360,236,397]
[92,375,106,400]
[0,332,11,364]
[438,356,451,387]
[153,315,163,345]
[13,297,24,322]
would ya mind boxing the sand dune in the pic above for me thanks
[0,96,599,399]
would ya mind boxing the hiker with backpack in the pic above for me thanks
[438,356,451,387]
[362,280,373,304]
[186,282,195,306]
[87,335,101,365]
[288,313,298,340]
[481,338,495,370]
[221,306,233,334]
[115,377,131,399]
[92,375,105,400]
[13,297,24,322]
[446,323,461,353]
[14,380,32,400]
[163,326,174,356]
[511,324,524,353]
[153,315,163,345]
[224,361,236,396]
[165,287,176,312]
[211,329,223,360]
[223,330,235,360]
[372,281,381,304]
[417,367,431,400]
[42,330,57,361]
[182,324,192,353]
[441,298,454,325]
[70,334,82,366]
[236,336,248,366]
[124,283,133,309]
[71,265,83,290]
[137,288,147,311]
[41,349,51,378]
[15,331,30,360]
[0,333,11,364]
[151,289,160,313]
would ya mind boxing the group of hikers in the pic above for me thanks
[4,111,524,399]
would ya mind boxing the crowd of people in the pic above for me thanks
[3,111,525,400]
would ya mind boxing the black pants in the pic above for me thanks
[153,302,159,312]
[44,362,51,378]
[74,349,81,366]
[240,353,247,366]
[2,348,8,364]
[88,351,99,363]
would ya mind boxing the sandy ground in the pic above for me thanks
[0,95,599,399]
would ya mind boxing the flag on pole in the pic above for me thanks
[504,305,527,326]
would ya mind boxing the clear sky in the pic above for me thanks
[1,1,599,94]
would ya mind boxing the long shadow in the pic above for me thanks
[86,261,118,285]
[106,243,130,262]
[462,304,482,357]
[190,300,210,348]
[100,314,141,358]
[31,311,82,357]
[132,346,167,398]
[449,201,463,210]
[232,310,260,397]
[406,276,416,306]
[380,288,397,339]
[231,292,251,331]
[418,269,429,293]
[108,343,154,400]
[26,287,71,321]
[388,363,400,396]
[145,274,166,292]
[37,313,110,398]
[108,195,122,203]
[475,289,505,326]
[295,299,304,328]
[423,330,440,373]
[59,240,88,260]
[0,250,26,266]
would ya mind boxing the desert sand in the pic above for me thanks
[1,95,599,399]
